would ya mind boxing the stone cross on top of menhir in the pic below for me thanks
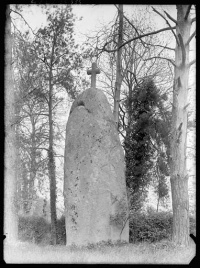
[87,62,100,88]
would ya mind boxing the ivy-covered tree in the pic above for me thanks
[124,78,170,212]
[124,79,157,210]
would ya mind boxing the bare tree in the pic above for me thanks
[151,4,196,246]
[169,5,195,246]
[4,5,18,244]
[113,5,123,128]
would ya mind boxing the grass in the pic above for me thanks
[4,239,195,264]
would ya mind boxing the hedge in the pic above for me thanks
[129,211,196,243]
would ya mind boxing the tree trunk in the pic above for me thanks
[113,4,123,129]
[156,197,160,213]
[4,5,18,244]
[156,163,161,213]
[48,70,58,245]
[29,116,37,211]
[170,5,192,246]
[48,146,57,245]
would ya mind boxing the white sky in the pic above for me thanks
[14,5,177,43]
[72,5,176,39]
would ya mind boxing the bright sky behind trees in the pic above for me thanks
[13,5,176,42]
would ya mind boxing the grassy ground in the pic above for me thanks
[4,239,195,264]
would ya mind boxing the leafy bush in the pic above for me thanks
[18,215,67,245]
[18,216,51,244]
[129,211,196,243]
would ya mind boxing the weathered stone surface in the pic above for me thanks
[64,88,129,245]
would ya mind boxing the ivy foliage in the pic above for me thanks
[124,78,171,211]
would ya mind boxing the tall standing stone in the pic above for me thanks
[64,63,129,245]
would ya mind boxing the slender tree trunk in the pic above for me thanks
[156,197,160,213]
[15,103,23,214]
[4,5,18,244]
[156,163,161,213]
[170,5,192,246]
[124,77,133,175]
[29,117,37,211]
[48,68,58,245]
[22,164,29,213]
[113,4,123,128]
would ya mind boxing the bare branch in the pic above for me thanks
[185,30,196,46]
[178,34,186,65]
[37,147,49,152]
[184,5,192,20]
[114,4,147,49]
[191,17,196,24]
[141,41,175,51]
[183,103,190,110]
[119,105,126,131]
[144,56,176,67]
[54,154,64,158]
[164,11,177,24]
[152,6,179,46]
[127,70,139,85]
[10,9,36,36]
[52,99,64,111]
[152,7,167,23]
[118,127,126,140]
[11,21,25,41]
[188,59,196,68]
[98,26,176,53]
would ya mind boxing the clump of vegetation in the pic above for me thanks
[129,211,196,243]
[18,212,196,246]
[87,239,128,249]
[18,216,51,244]
[124,78,170,212]
[68,239,129,251]
[18,215,67,245]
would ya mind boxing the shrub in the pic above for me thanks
[129,211,196,243]
[18,216,51,244]
[80,239,128,250]
[18,216,35,242]
[18,215,67,245]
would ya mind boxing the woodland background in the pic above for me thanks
[5,4,195,249]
